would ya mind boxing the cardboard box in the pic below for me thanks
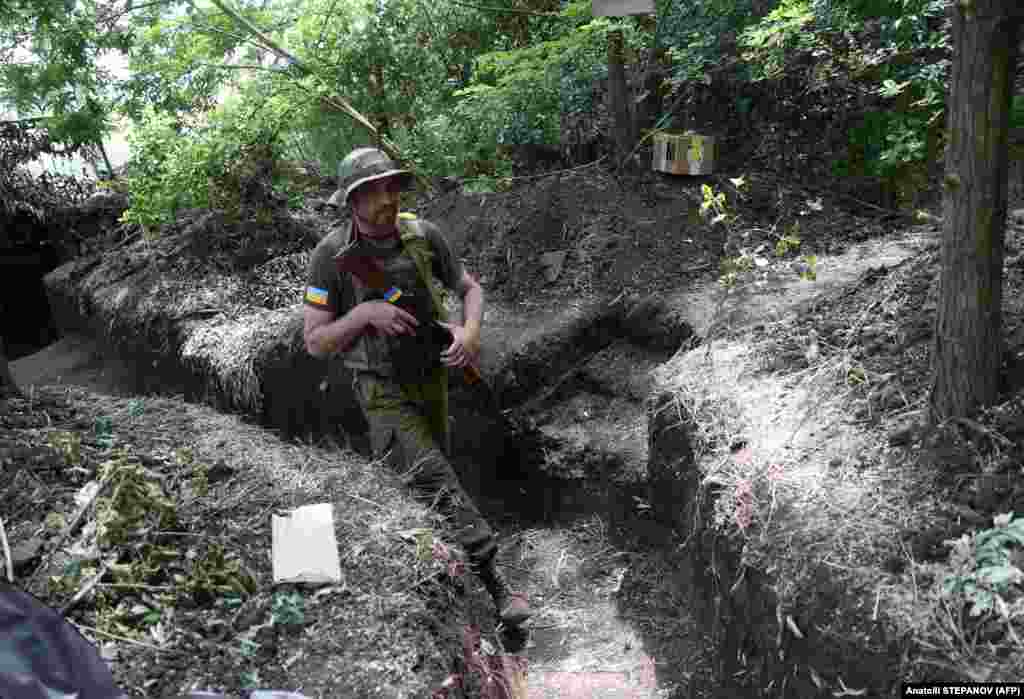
[652,132,716,175]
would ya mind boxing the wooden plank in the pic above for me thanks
[593,0,654,16]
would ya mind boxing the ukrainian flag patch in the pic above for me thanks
[384,287,402,303]
[305,286,328,305]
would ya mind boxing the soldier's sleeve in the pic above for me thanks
[423,220,465,292]
[303,237,344,315]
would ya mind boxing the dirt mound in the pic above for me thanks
[0,384,475,697]
[646,215,1024,693]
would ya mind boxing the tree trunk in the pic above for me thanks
[931,3,1023,421]
[0,336,20,398]
[97,139,115,179]
[608,29,635,169]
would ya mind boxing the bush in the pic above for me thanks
[121,96,300,234]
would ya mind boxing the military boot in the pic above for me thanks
[477,559,532,626]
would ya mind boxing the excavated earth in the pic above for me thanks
[10,164,1024,697]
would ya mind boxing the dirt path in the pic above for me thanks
[10,332,145,396]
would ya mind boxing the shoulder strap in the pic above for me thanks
[397,215,449,322]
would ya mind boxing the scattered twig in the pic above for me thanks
[61,558,114,616]
[551,549,568,588]
[684,262,715,273]
[156,530,206,537]
[109,230,141,252]
[405,570,444,593]
[27,475,112,589]
[833,191,912,219]
[0,516,13,583]
[951,416,1014,447]
[96,582,174,592]
[338,490,387,511]
[68,619,183,654]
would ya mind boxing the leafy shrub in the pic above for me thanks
[121,95,299,233]
[944,513,1024,618]
[661,0,762,84]
[739,0,816,81]
[398,3,628,179]
[1012,95,1024,131]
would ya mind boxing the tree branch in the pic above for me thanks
[0,516,12,583]
[0,117,54,125]
[202,0,412,169]
[68,620,185,654]
[443,0,560,17]
[194,61,284,72]
[313,0,342,61]
[98,0,173,27]
[187,20,265,50]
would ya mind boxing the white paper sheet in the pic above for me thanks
[271,503,342,584]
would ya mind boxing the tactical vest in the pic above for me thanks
[340,214,450,383]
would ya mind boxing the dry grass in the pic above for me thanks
[649,229,1024,686]
[13,384,469,697]
[651,324,940,612]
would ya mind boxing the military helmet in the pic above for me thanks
[328,146,412,208]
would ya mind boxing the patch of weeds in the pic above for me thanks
[49,559,96,596]
[943,513,1024,617]
[236,623,265,690]
[96,450,177,548]
[177,544,257,604]
[240,669,261,690]
[271,590,305,627]
[44,511,67,533]
[401,528,467,581]
[174,446,210,497]
[847,365,867,386]
[94,415,115,449]
[238,638,261,658]
[890,513,1024,682]
[699,180,819,338]
[774,227,801,257]
[46,430,82,466]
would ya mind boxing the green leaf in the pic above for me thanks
[976,564,1023,588]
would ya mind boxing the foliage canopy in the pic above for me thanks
[1,0,959,228]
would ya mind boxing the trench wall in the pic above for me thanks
[646,391,901,698]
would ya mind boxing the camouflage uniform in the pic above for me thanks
[304,214,498,567]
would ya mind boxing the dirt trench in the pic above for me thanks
[12,219,938,697]
[12,292,700,697]
[460,310,701,698]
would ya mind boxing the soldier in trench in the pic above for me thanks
[302,147,532,626]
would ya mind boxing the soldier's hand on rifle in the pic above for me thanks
[439,322,479,368]
[359,301,420,337]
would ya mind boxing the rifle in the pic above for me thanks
[334,239,485,388]
[335,240,518,435]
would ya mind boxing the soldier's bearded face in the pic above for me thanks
[352,177,401,228]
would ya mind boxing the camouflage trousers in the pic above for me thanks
[352,368,497,566]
